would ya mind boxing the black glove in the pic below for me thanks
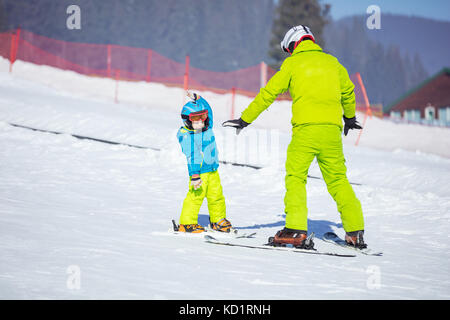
[343,116,362,136]
[222,118,250,135]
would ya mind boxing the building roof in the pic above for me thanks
[387,68,450,114]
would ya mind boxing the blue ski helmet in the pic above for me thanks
[181,99,210,131]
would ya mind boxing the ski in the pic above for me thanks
[204,226,256,239]
[170,220,256,239]
[204,235,356,257]
[322,232,383,256]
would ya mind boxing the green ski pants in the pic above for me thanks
[179,170,226,225]
[284,124,364,232]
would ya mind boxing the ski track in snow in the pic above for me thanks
[0,61,449,299]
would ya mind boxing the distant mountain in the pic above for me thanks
[4,1,448,75]
[336,14,450,75]
[2,1,448,109]
[323,15,443,108]
[1,0,274,71]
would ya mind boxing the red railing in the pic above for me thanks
[0,28,373,116]
[0,29,278,97]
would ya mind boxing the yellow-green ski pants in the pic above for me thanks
[179,170,226,225]
[284,124,364,232]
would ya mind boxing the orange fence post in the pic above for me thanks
[182,55,190,105]
[107,44,112,77]
[184,55,190,91]
[146,49,152,82]
[260,61,267,88]
[355,72,372,146]
[114,70,120,103]
[356,72,372,118]
[9,28,21,73]
[231,87,236,119]
[9,33,15,73]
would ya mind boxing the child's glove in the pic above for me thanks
[190,174,202,190]
[187,91,200,101]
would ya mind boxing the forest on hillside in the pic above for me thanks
[2,0,446,108]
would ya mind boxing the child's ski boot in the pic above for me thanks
[210,218,232,233]
[174,220,206,233]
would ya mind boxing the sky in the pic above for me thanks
[324,0,450,22]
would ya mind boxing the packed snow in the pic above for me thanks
[0,58,449,299]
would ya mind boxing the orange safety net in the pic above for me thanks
[1,29,371,111]
[0,29,278,95]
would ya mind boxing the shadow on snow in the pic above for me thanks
[198,214,343,239]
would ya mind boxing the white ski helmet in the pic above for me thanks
[280,25,315,53]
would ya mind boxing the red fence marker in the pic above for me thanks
[354,72,372,146]
[146,49,152,82]
[231,87,236,119]
[9,28,21,73]
[9,33,15,73]
[260,62,267,88]
[107,44,112,78]
[115,69,120,103]
[184,55,190,91]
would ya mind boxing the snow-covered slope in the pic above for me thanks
[0,60,449,299]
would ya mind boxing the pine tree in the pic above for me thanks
[411,53,428,87]
[0,0,7,32]
[323,16,429,110]
[268,0,330,68]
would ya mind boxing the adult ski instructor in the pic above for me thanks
[223,25,367,249]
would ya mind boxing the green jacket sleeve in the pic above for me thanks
[338,62,356,118]
[241,61,291,123]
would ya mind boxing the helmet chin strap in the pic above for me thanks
[286,42,298,55]
[286,36,314,55]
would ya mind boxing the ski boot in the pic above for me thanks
[173,220,206,233]
[269,227,315,249]
[210,218,232,233]
[345,230,367,249]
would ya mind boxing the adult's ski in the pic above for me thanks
[204,234,356,258]
[323,232,383,256]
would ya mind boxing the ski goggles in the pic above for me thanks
[189,110,208,121]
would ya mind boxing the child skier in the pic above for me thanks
[175,92,232,233]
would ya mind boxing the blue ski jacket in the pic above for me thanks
[177,98,219,176]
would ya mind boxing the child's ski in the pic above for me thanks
[170,220,256,239]
[322,232,383,256]
[204,235,356,257]
[204,226,256,238]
